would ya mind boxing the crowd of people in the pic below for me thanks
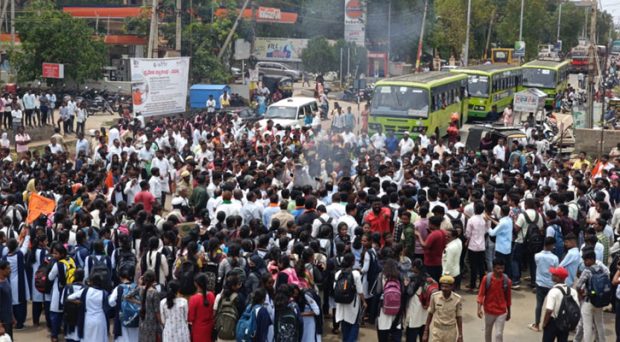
[0,94,618,342]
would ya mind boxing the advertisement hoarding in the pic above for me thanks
[344,0,365,47]
[514,40,526,57]
[130,57,190,117]
[42,63,64,79]
[254,38,308,62]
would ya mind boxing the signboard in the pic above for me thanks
[234,39,251,60]
[344,0,365,47]
[257,7,281,22]
[26,193,56,223]
[254,37,308,62]
[514,40,526,57]
[513,88,546,113]
[130,57,190,117]
[42,63,64,79]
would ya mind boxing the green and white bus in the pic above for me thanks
[520,59,570,106]
[451,64,522,120]
[368,72,468,138]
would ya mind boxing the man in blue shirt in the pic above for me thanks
[385,130,399,154]
[559,233,581,287]
[488,205,513,278]
[529,237,559,332]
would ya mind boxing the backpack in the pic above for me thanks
[235,304,261,342]
[446,212,464,230]
[382,278,402,316]
[58,258,76,287]
[365,249,381,295]
[117,224,130,236]
[587,267,612,308]
[281,268,309,289]
[215,293,239,340]
[402,224,416,257]
[204,259,219,292]
[550,224,564,257]
[63,284,82,327]
[115,249,137,278]
[418,277,439,309]
[119,283,140,328]
[275,305,300,342]
[88,255,111,290]
[33,250,52,293]
[555,286,581,331]
[334,270,357,304]
[523,212,544,254]
[317,217,333,236]
[485,272,509,298]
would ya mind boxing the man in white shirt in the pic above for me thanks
[138,141,156,168]
[493,138,508,162]
[370,128,387,151]
[442,229,462,279]
[311,205,337,238]
[399,131,415,156]
[337,203,359,237]
[206,95,216,114]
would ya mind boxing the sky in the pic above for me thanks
[600,0,619,26]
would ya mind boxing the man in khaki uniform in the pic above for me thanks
[423,275,464,342]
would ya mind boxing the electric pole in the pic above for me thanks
[218,0,251,60]
[464,0,472,66]
[586,0,597,129]
[175,0,181,52]
[147,0,158,58]
[415,0,428,72]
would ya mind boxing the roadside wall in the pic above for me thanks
[574,128,620,156]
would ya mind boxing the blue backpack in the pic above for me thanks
[119,283,140,328]
[235,304,262,342]
[588,268,612,308]
[551,224,564,258]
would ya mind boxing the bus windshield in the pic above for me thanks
[468,75,489,97]
[371,86,429,118]
[523,68,556,88]
[612,43,620,53]
[265,106,297,119]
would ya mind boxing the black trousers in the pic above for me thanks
[406,326,424,342]
[542,317,569,342]
[3,111,10,129]
[469,250,486,289]
[377,326,402,342]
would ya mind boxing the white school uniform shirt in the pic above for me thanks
[334,269,363,324]
[67,287,109,342]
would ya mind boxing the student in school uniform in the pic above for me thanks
[84,240,113,284]
[68,272,111,342]
[62,269,85,342]
[4,233,31,330]
[109,266,140,342]
[48,243,77,342]
[30,235,51,330]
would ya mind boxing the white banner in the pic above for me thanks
[130,57,190,117]
[344,0,365,47]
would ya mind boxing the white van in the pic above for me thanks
[259,97,319,128]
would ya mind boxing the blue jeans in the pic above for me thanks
[535,286,550,325]
[341,321,360,342]
[511,243,523,284]
[49,311,63,338]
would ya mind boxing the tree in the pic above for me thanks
[12,0,106,84]
[181,20,235,84]
[301,37,337,73]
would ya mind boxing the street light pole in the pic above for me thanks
[464,0,471,66]
[519,0,524,42]
[415,0,428,72]
[557,2,562,42]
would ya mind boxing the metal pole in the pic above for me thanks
[175,0,182,51]
[415,0,428,72]
[387,0,391,64]
[147,0,158,58]
[557,3,562,42]
[10,0,14,47]
[484,8,496,60]
[347,48,350,83]
[519,0,524,41]
[218,0,251,60]
[464,0,471,66]
[340,48,343,87]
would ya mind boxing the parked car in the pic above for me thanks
[257,62,301,81]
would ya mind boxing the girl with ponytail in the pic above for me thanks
[138,271,160,342]
[159,280,190,342]
[188,273,215,342]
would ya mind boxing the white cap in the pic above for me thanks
[403,131,410,135]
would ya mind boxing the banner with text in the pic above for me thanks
[130,57,190,117]
[344,0,366,47]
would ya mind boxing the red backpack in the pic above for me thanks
[382,279,402,315]
[418,277,439,309]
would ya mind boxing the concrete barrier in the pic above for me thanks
[573,128,620,156]
[3,125,56,144]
